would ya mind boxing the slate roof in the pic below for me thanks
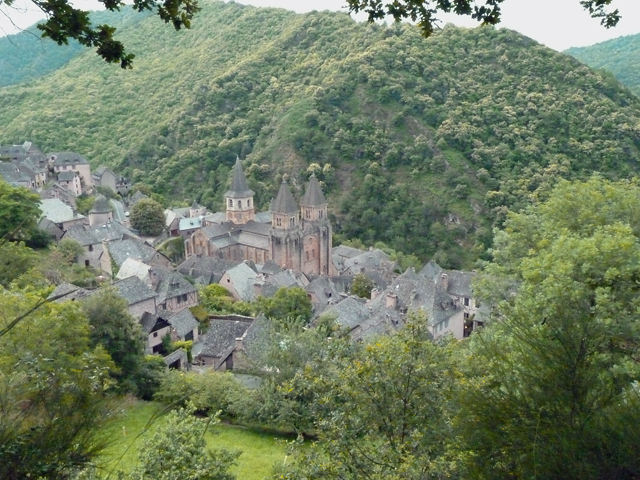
[130,190,149,206]
[40,198,85,224]
[140,311,171,334]
[203,212,226,224]
[110,199,127,222]
[91,195,112,214]
[306,275,342,314]
[241,313,270,362]
[271,180,298,214]
[151,267,197,305]
[442,270,475,298]
[57,171,76,182]
[0,166,31,185]
[164,348,188,367]
[260,260,284,276]
[163,308,199,338]
[223,262,260,301]
[48,283,90,302]
[177,255,237,284]
[254,211,272,223]
[196,319,252,358]
[320,296,371,330]
[420,260,444,281]
[108,239,161,268]
[50,152,88,166]
[191,200,199,209]
[225,157,254,198]
[64,222,137,246]
[301,174,327,206]
[260,269,304,298]
[344,249,395,273]
[111,276,157,305]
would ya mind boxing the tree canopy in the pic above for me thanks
[130,197,165,236]
[347,0,621,37]
[9,0,200,68]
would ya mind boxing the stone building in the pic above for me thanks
[185,158,335,276]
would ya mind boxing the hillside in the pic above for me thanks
[567,34,640,97]
[0,7,151,87]
[2,1,640,268]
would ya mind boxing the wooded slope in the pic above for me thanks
[2,1,640,268]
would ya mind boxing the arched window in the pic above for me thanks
[238,200,242,208]
[312,249,316,259]
[319,209,324,218]
[306,251,310,261]
[290,217,295,227]
[228,199,233,207]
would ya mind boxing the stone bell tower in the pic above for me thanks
[225,157,255,225]
[270,179,302,270]
[300,174,332,276]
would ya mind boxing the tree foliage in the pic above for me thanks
[129,405,239,480]
[0,288,115,480]
[254,287,312,327]
[347,0,621,37]
[0,179,41,241]
[350,273,374,298]
[130,198,165,236]
[459,176,640,478]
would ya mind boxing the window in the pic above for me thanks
[153,332,158,338]
[276,218,282,226]
[290,217,295,227]
[312,249,316,259]
[305,209,310,218]
[84,260,90,267]
[238,200,242,208]
[306,251,310,261]
[88,244,93,252]
[319,209,324,218]
[228,199,233,207]
[464,297,470,307]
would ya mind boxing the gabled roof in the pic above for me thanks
[163,308,199,338]
[50,152,88,166]
[301,174,327,206]
[177,255,237,284]
[271,180,298,214]
[196,319,252,358]
[140,311,171,334]
[48,282,90,302]
[64,222,137,246]
[223,262,259,301]
[111,276,157,306]
[108,238,162,268]
[225,157,254,198]
[57,171,77,182]
[40,198,85,224]
[321,296,371,330]
[420,260,444,281]
[151,267,197,305]
[179,216,203,231]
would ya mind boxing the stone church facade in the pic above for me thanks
[185,158,335,276]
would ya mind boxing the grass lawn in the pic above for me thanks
[98,399,288,480]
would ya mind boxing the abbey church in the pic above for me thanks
[185,158,335,276]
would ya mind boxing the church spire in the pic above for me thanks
[301,173,326,207]
[225,157,255,224]
[225,156,254,198]
[272,180,299,214]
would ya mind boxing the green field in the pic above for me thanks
[99,400,288,480]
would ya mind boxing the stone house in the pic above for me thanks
[111,275,157,320]
[49,152,92,188]
[62,222,138,269]
[193,315,254,366]
[39,198,87,234]
[57,170,82,196]
[40,182,78,208]
[92,166,117,192]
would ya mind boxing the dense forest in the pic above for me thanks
[0,8,151,87]
[567,33,640,97]
[2,1,640,267]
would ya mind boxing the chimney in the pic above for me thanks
[439,273,449,290]
[150,269,160,289]
[386,293,397,309]
[370,288,380,300]
[235,337,244,350]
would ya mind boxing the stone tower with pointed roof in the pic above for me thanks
[89,194,113,226]
[271,180,303,271]
[300,174,332,276]
[225,157,255,224]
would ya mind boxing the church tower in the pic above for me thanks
[270,180,302,270]
[225,157,255,224]
[300,174,332,276]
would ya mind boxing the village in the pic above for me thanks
[1,141,482,372]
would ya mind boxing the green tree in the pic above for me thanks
[0,240,37,287]
[81,291,148,394]
[459,176,640,478]
[347,0,621,37]
[350,273,374,298]
[278,315,457,479]
[0,288,116,480]
[56,237,85,264]
[0,179,41,241]
[8,0,200,68]
[254,287,312,327]
[130,405,239,480]
[130,198,166,236]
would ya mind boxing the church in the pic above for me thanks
[184,158,335,276]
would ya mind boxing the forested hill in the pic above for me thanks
[0,7,151,87]
[2,1,640,269]
[566,34,640,98]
